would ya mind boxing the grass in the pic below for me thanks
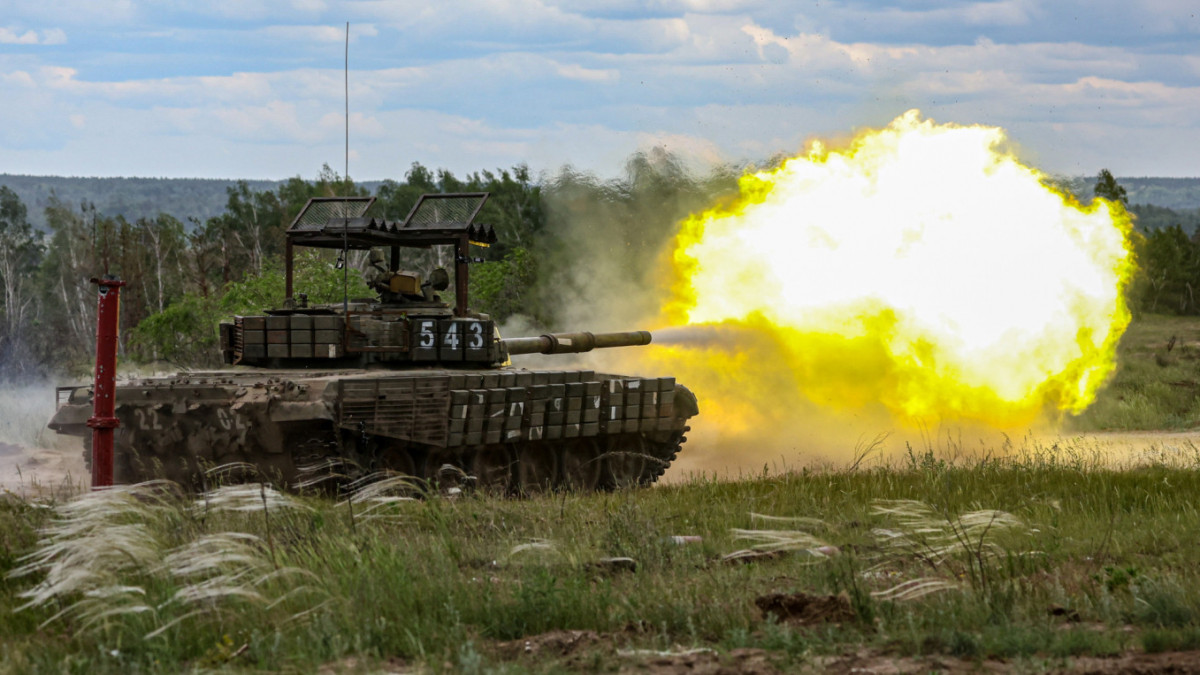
[4,446,1200,673]
[1071,313,1200,430]
[5,313,1200,672]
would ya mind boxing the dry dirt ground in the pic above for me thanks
[482,628,1200,674]
[482,591,1200,674]
[0,433,87,499]
[325,644,1200,674]
[1066,429,1200,461]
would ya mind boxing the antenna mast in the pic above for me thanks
[344,21,349,188]
[342,21,350,315]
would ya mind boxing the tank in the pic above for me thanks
[47,192,698,493]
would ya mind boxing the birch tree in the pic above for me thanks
[0,186,43,374]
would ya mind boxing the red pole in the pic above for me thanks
[86,276,125,489]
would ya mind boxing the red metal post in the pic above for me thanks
[86,276,125,489]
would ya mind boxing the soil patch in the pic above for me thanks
[818,649,1200,674]
[1070,649,1200,673]
[491,632,1200,673]
[492,629,611,660]
[0,435,87,498]
[755,591,855,625]
[618,647,779,674]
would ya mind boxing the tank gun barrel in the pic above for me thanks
[502,330,652,356]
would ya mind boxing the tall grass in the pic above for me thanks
[4,445,1200,672]
[1072,313,1200,431]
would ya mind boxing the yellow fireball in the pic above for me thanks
[660,110,1135,428]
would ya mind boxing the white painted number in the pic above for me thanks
[468,321,485,349]
[216,409,248,433]
[443,322,460,349]
[134,408,163,431]
[418,321,436,348]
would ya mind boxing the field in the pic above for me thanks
[1071,313,1200,431]
[3,315,1200,673]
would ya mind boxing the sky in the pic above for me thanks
[0,0,1198,181]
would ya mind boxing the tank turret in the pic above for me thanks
[49,192,699,493]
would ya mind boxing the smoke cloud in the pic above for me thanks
[514,114,1134,477]
[0,381,87,495]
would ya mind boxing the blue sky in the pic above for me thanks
[0,0,1197,180]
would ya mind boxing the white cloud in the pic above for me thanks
[556,0,765,14]
[0,70,36,87]
[0,1,1198,179]
[0,26,66,45]
[632,130,726,168]
[555,62,618,82]
[317,111,384,138]
[945,0,1039,27]
[0,1,134,26]
[257,23,377,43]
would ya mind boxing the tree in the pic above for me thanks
[0,186,44,374]
[136,214,187,314]
[36,194,98,369]
[1095,169,1128,206]
[1140,225,1199,313]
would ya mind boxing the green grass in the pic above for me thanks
[5,449,1200,673]
[6,314,1200,672]
[1071,313,1200,430]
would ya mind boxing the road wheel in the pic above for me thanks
[515,443,557,495]
[604,434,647,489]
[378,443,421,479]
[470,446,513,494]
[559,439,603,492]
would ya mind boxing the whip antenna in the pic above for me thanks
[342,21,350,315]
[345,20,349,189]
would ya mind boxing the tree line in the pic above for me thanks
[0,162,1192,378]
[0,151,734,377]
[1091,169,1200,316]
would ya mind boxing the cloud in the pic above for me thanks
[257,23,378,43]
[555,62,619,82]
[0,27,67,45]
[0,1,134,27]
[0,1,1199,180]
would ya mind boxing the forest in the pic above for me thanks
[0,160,1195,379]
[0,153,738,378]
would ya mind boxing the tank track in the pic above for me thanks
[330,427,691,495]
[81,425,690,496]
[62,373,699,495]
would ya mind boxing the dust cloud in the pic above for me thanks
[508,139,1142,478]
[0,381,88,497]
[506,159,937,475]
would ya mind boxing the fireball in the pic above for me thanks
[658,110,1135,429]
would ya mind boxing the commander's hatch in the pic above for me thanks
[284,192,496,317]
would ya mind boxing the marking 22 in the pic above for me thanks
[133,407,163,431]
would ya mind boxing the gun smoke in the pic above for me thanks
[510,114,1134,477]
